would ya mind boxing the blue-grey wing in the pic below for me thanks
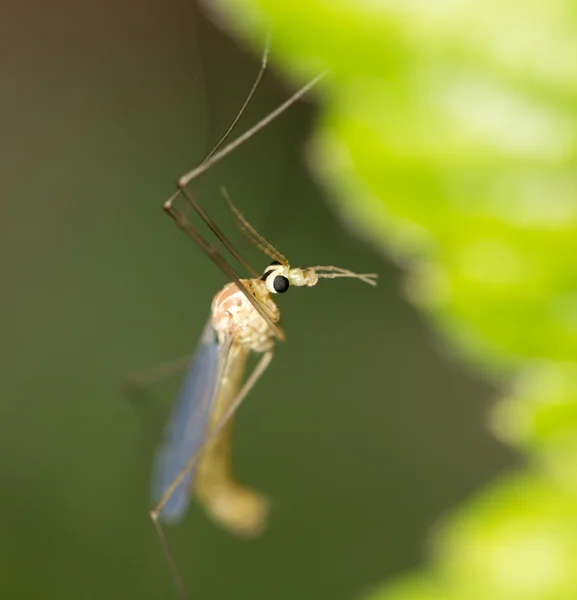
[152,320,229,524]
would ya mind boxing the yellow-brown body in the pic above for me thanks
[193,279,279,537]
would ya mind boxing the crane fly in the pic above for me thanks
[143,37,378,600]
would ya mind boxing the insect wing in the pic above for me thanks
[152,320,231,523]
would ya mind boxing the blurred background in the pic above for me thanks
[0,1,516,599]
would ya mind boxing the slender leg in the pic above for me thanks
[124,355,192,394]
[161,34,271,281]
[123,355,192,422]
[150,350,274,600]
[123,355,194,461]
[176,72,326,188]
[201,32,270,165]
[163,201,285,342]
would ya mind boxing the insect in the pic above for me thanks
[141,37,378,600]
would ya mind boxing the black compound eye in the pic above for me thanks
[273,275,290,293]
[260,261,282,281]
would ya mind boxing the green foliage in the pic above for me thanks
[208,0,577,598]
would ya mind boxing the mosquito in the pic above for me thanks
[142,37,378,600]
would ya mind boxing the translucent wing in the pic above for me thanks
[152,319,232,524]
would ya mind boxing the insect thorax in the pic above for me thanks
[211,280,279,352]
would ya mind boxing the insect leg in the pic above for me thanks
[150,349,274,600]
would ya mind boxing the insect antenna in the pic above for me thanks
[220,185,289,266]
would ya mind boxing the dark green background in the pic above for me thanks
[0,2,516,598]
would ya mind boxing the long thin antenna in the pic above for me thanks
[168,186,259,278]
[220,186,288,265]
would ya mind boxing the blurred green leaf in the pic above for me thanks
[434,471,577,600]
[206,1,577,599]
[493,363,577,492]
